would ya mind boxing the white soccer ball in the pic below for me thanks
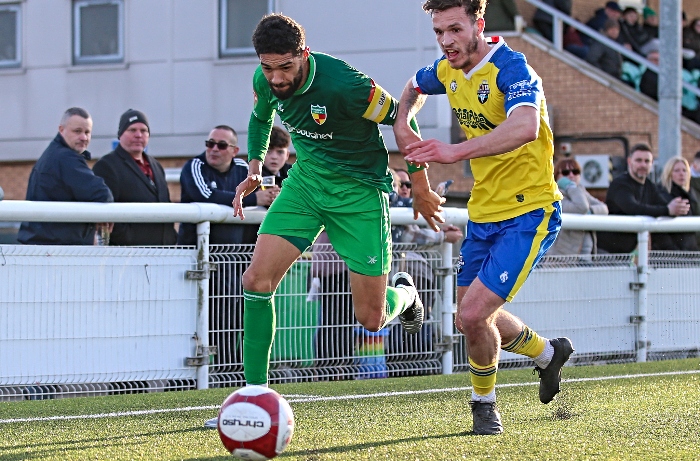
[217,385,295,460]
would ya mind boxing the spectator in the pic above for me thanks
[642,7,659,39]
[563,24,589,60]
[18,107,113,245]
[584,1,623,46]
[585,19,623,79]
[548,157,608,256]
[618,7,656,57]
[243,125,289,243]
[683,18,700,70]
[656,156,699,250]
[532,0,571,42]
[177,124,277,246]
[597,144,690,253]
[691,151,700,244]
[92,109,177,246]
[261,126,293,187]
[484,0,520,33]
[640,50,700,124]
[639,49,660,101]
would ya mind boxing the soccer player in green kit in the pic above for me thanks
[204,13,445,428]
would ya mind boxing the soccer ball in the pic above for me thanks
[217,385,295,460]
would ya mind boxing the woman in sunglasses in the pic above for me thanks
[548,158,608,256]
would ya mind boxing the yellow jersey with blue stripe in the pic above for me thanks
[413,37,562,222]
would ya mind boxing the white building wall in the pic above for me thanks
[0,0,450,162]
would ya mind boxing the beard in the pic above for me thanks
[269,66,304,100]
[445,29,480,70]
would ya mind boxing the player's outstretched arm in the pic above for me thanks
[232,159,263,220]
[411,168,445,232]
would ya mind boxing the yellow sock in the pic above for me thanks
[502,326,546,359]
[469,357,497,396]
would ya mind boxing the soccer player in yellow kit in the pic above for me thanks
[394,0,574,435]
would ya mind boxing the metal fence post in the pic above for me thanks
[636,231,649,363]
[196,221,211,389]
[441,242,455,375]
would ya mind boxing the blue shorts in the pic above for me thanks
[456,202,561,302]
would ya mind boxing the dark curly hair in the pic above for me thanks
[422,0,486,20]
[252,14,306,56]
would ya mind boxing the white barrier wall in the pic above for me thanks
[0,245,198,394]
[1,202,699,397]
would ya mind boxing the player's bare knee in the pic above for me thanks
[242,268,271,293]
[354,306,384,332]
[459,309,487,336]
[358,317,383,332]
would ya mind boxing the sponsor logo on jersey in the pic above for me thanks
[277,101,285,113]
[211,181,217,189]
[499,271,509,283]
[311,105,327,125]
[450,79,457,93]
[507,80,533,101]
[477,80,490,104]
[452,108,497,131]
[516,194,524,203]
[282,121,333,140]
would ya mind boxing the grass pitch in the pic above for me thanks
[1,359,698,460]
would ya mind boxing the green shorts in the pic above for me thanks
[259,161,391,276]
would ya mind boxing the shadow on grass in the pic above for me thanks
[278,430,481,458]
[0,427,205,460]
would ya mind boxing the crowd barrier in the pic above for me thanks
[1,201,699,400]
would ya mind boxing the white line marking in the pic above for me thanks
[1,369,697,425]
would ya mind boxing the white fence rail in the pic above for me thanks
[1,201,699,399]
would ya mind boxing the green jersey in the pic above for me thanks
[248,52,400,193]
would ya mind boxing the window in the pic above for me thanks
[220,0,272,57]
[73,0,123,65]
[0,3,21,68]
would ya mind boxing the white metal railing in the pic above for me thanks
[523,0,700,99]
[1,200,700,395]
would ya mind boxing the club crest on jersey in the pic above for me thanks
[450,79,457,93]
[311,104,327,125]
[477,80,490,104]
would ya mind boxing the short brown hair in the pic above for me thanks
[268,126,291,150]
[422,0,486,19]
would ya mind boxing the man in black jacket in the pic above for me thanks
[177,125,278,245]
[93,109,177,246]
[18,107,113,245]
[597,144,690,253]
[178,125,279,375]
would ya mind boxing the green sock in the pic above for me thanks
[382,286,413,329]
[243,290,275,385]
